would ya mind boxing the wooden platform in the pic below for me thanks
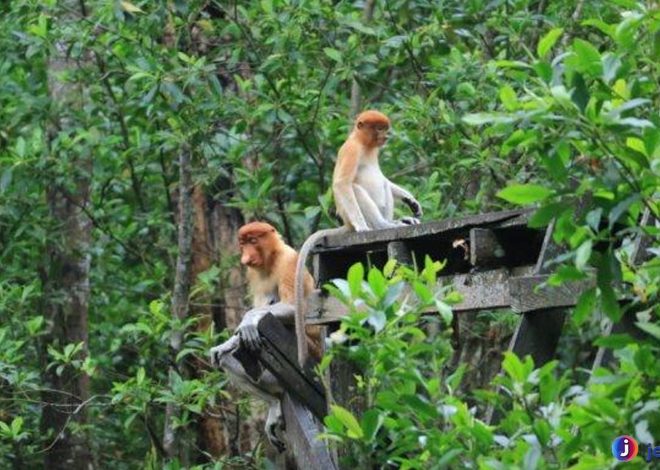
[304,208,594,325]
[249,207,654,469]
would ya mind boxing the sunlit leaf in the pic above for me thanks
[497,184,553,205]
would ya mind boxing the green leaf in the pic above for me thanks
[608,193,640,229]
[121,1,143,13]
[636,322,660,340]
[593,334,635,349]
[367,268,387,298]
[572,39,602,77]
[582,19,616,38]
[537,28,564,58]
[502,351,526,382]
[323,48,342,62]
[361,409,383,442]
[0,168,12,194]
[575,240,592,270]
[573,288,596,325]
[462,112,516,126]
[330,405,363,439]
[497,184,553,205]
[600,285,621,321]
[367,311,386,332]
[11,417,23,436]
[499,85,517,111]
[347,263,364,296]
[529,203,567,228]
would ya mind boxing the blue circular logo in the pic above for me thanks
[612,435,638,462]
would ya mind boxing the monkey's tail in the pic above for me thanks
[295,226,350,367]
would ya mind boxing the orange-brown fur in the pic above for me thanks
[238,222,321,359]
[295,110,421,365]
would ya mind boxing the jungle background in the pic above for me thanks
[0,0,658,468]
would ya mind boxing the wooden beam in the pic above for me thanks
[257,314,327,420]
[314,209,532,252]
[509,275,595,313]
[306,267,537,325]
[282,394,337,470]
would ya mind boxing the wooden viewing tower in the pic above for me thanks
[249,208,653,469]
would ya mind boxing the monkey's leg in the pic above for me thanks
[213,343,288,450]
[354,184,399,229]
[390,181,423,221]
[214,340,283,399]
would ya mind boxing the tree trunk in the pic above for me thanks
[349,0,376,117]
[40,4,93,469]
[163,147,194,461]
[190,186,227,459]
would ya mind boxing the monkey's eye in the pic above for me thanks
[248,237,258,244]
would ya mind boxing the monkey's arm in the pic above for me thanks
[389,181,423,218]
[333,147,370,232]
[234,302,296,351]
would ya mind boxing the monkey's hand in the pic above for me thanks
[209,335,240,368]
[403,196,423,218]
[236,306,270,351]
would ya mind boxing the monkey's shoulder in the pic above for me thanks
[337,138,362,159]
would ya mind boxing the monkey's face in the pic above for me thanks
[238,222,278,270]
[239,235,266,268]
[358,123,389,147]
[373,124,389,146]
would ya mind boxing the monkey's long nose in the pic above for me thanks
[241,254,252,266]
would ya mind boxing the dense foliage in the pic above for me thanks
[0,0,657,468]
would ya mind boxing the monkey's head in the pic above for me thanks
[238,221,280,271]
[355,110,390,147]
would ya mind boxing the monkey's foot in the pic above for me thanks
[266,401,286,452]
[399,216,421,225]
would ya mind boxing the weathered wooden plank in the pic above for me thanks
[469,228,505,267]
[282,394,337,470]
[257,314,327,420]
[306,267,537,325]
[509,275,595,313]
[314,209,532,252]
[449,269,514,311]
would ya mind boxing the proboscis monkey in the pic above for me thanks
[209,221,319,451]
[294,110,422,366]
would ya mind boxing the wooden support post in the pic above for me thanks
[487,221,567,424]
[469,228,504,267]
[508,221,567,364]
[387,240,413,265]
[282,394,337,470]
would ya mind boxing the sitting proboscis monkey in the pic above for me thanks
[294,110,423,365]
[209,221,320,451]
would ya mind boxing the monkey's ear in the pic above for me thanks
[357,121,363,129]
